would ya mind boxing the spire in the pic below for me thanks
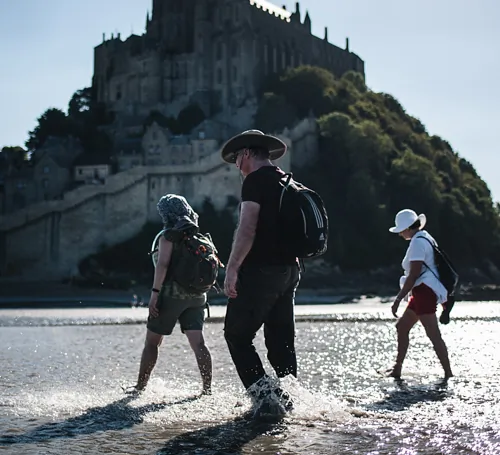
[146,10,150,30]
[303,10,311,32]
[290,2,301,23]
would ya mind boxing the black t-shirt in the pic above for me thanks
[241,166,297,266]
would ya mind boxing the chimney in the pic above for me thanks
[324,27,328,42]
[345,37,350,52]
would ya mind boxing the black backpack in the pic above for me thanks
[151,230,223,294]
[277,172,329,259]
[417,236,459,298]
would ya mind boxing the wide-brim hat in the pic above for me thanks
[389,209,427,233]
[220,129,287,163]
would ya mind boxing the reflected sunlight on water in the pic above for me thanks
[0,301,499,454]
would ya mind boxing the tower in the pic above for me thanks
[149,0,196,53]
[303,11,311,33]
[192,0,214,115]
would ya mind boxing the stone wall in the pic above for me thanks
[0,121,305,282]
[0,168,149,280]
[0,156,275,280]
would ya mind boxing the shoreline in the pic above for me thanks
[0,281,499,309]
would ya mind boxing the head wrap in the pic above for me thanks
[156,194,199,228]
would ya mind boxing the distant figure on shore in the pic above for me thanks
[220,130,301,418]
[384,209,453,379]
[126,194,217,395]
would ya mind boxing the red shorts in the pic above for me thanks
[407,284,437,315]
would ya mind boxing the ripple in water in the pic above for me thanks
[0,303,499,454]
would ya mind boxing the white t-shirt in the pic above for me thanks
[399,230,448,304]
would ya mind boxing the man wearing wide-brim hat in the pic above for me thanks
[221,129,300,417]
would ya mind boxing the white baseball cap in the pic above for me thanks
[389,209,427,233]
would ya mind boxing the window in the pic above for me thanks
[78,169,83,175]
[216,42,222,60]
[151,181,156,190]
[43,166,49,174]
[42,179,49,188]
[217,68,223,84]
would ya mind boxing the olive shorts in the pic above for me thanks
[147,296,207,336]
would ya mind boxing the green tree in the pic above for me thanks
[68,87,93,118]
[278,65,337,117]
[254,92,297,133]
[177,104,206,134]
[25,108,75,152]
[0,146,28,167]
[282,64,500,272]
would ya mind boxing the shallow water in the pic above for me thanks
[0,301,499,454]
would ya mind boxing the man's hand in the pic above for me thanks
[391,298,401,318]
[224,267,239,299]
[149,293,160,318]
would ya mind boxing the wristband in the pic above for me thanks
[151,288,160,294]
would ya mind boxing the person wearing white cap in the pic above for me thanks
[385,209,453,379]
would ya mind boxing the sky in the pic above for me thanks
[0,0,498,200]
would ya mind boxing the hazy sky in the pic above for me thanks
[1,0,498,200]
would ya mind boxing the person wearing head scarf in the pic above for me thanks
[157,194,199,231]
[383,209,453,379]
[126,194,212,395]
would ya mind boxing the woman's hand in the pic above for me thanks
[391,298,402,318]
[149,293,160,318]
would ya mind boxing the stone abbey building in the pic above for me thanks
[93,0,365,131]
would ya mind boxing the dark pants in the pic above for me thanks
[224,264,300,390]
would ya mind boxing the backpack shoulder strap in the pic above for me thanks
[415,235,435,247]
[414,235,440,280]
[150,229,166,254]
